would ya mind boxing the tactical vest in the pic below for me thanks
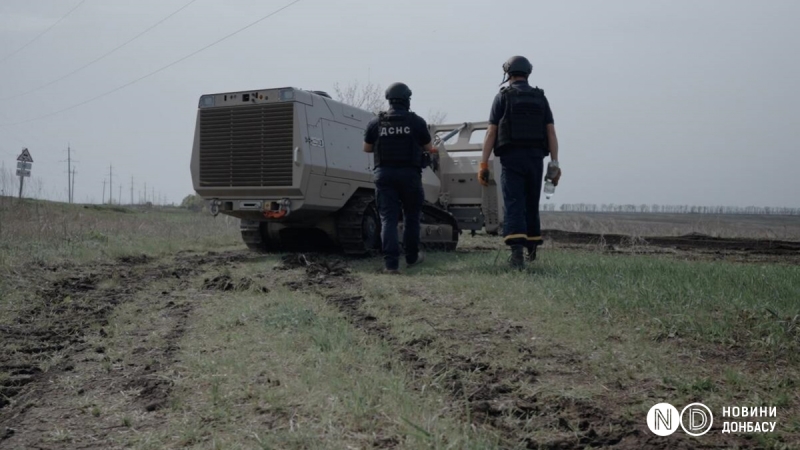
[373,111,422,168]
[496,86,548,155]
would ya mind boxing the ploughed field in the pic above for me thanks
[1,201,798,449]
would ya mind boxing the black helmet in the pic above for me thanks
[385,82,412,101]
[502,55,533,76]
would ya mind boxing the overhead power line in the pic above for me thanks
[0,0,200,101]
[0,0,303,128]
[0,0,88,64]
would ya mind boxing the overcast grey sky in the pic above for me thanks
[0,0,798,207]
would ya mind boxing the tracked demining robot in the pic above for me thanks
[190,87,507,254]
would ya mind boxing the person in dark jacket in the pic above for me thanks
[479,56,562,269]
[364,82,435,274]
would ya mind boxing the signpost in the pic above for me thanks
[16,148,33,199]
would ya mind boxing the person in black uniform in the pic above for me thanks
[479,56,562,269]
[363,82,435,274]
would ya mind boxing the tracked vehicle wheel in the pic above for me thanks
[336,191,381,255]
[240,220,272,252]
[336,191,460,254]
[363,203,382,250]
[420,203,459,252]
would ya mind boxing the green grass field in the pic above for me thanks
[0,198,240,270]
[1,201,798,449]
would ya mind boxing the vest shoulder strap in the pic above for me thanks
[502,86,545,97]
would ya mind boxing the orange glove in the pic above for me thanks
[478,162,490,186]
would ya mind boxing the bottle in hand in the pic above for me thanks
[543,161,559,199]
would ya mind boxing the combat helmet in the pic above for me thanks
[385,82,412,106]
[501,56,533,84]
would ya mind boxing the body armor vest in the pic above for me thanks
[496,86,548,155]
[374,111,422,168]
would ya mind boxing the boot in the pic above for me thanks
[406,250,425,268]
[527,245,537,262]
[510,245,524,270]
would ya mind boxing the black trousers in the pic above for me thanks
[499,151,544,248]
[375,166,424,270]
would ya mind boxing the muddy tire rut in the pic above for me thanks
[281,254,753,450]
[0,250,258,449]
[543,230,800,265]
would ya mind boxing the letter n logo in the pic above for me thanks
[647,403,680,436]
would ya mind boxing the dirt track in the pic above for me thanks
[1,232,797,448]
[543,229,800,264]
[0,250,263,449]
[545,230,800,253]
[272,249,783,449]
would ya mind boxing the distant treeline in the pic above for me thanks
[540,203,800,216]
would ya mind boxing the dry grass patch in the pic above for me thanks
[124,259,500,449]
[0,198,239,271]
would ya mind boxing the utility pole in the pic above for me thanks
[144,182,147,203]
[67,145,71,203]
[102,179,106,204]
[61,145,77,203]
[108,164,113,204]
[118,185,122,206]
[130,176,134,205]
[71,167,76,204]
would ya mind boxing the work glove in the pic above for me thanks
[478,162,490,186]
[547,161,562,186]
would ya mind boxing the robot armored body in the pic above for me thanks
[190,87,509,253]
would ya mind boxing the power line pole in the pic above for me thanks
[108,164,113,204]
[61,144,77,203]
[144,182,147,203]
[67,144,71,203]
[130,176,134,205]
[102,179,106,204]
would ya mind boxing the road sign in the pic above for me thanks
[16,169,31,177]
[17,161,31,170]
[17,148,33,163]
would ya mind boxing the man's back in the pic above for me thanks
[364,108,431,168]
[490,80,554,157]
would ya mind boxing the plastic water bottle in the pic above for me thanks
[543,160,559,200]
[543,180,556,199]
